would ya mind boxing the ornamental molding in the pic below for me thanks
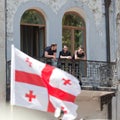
[47,0,67,14]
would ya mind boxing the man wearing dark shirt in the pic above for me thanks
[43,43,57,66]
[44,43,57,59]
[59,45,72,59]
[58,45,72,72]
[73,46,86,60]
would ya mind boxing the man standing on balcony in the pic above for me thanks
[73,46,86,85]
[58,45,72,72]
[73,46,86,60]
[59,45,72,59]
[43,43,57,66]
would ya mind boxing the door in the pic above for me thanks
[21,25,45,58]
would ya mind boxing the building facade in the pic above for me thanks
[0,0,120,119]
[6,0,116,61]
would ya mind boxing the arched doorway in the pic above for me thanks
[62,12,86,55]
[20,9,46,58]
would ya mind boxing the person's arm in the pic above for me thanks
[60,52,72,59]
[74,51,80,60]
[60,55,69,59]
[80,51,86,60]
[59,51,67,59]
[82,54,86,60]
[44,51,55,58]
[53,52,57,60]
[67,52,72,59]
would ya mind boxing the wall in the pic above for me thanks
[0,0,6,102]
[114,1,120,120]
[6,0,110,61]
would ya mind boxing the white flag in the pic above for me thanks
[11,45,81,119]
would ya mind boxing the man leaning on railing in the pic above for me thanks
[73,46,86,60]
[58,45,72,70]
[43,43,57,66]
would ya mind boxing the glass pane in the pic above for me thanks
[21,10,45,24]
[74,30,84,50]
[62,29,72,52]
[62,13,85,27]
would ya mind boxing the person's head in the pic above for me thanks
[51,43,57,51]
[78,46,84,54]
[63,45,68,52]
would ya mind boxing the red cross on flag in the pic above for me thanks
[11,45,81,120]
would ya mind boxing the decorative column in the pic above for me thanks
[116,13,120,120]
[0,0,6,102]
[117,13,120,80]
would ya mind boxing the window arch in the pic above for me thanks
[62,12,86,55]
[20,9,46,58]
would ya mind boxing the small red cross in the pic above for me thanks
[62,78,72,85]
[25,90,36,102]
[25,58,32,67]
[61,106,67,114]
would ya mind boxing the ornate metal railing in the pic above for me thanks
[6,58,117,100]
[36,58,117,90]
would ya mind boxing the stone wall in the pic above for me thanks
[6,0,108,61]
[116,0,120,14]
[115,1,120,120]
[0,0,6,102]
[6,0,103,32]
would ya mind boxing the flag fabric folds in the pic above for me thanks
[11,45,81,120]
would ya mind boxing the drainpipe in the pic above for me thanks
[104,0,112,119]
[104,0,111,62]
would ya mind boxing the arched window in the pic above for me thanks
[62,12,86,55]
[20,9,46,58]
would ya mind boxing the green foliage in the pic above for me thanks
[62,13,85,52]
[62,29,72,51]
[21,10,45,24]
[74,30,84,50]
[62,13,85,27]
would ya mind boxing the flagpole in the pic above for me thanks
[10,45,14,120]
[10,45,15,105]
[10,45,15,120]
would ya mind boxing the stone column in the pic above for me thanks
[117,13,120,80]
[0,0,6,102]
[116,13,120,120]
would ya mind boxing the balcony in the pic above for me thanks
[6,58,117,100]
[38,58,117,90]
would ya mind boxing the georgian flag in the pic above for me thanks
[11,45,81,120]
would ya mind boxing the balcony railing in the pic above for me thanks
[6,58,117,100]
[37,58,118,90]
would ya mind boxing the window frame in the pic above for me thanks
[20,9,46,58]
[62,11,86,56]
